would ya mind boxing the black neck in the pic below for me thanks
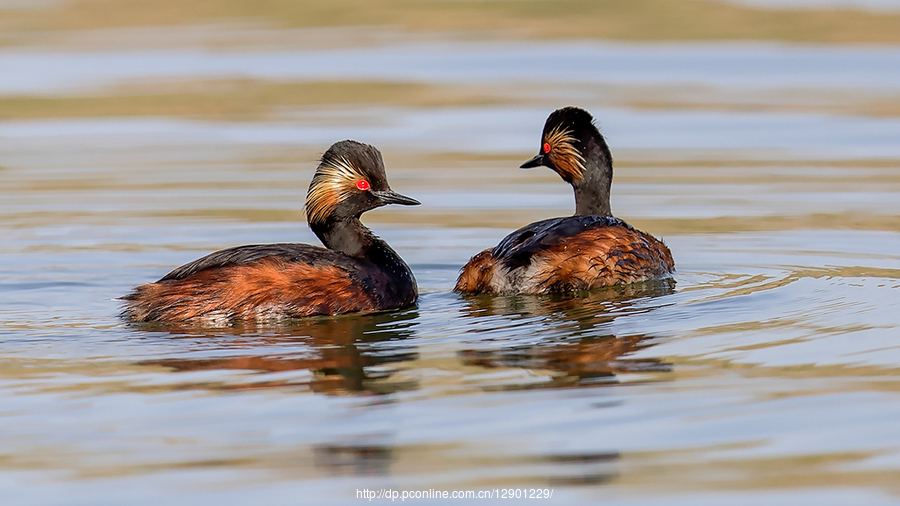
[310,218,418,307]
[572,136,612,216]
[311,218,375,258]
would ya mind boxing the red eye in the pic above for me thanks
[356,180,370,191]
[543,142,551,153]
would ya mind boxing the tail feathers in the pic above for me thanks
[454,249,496,294]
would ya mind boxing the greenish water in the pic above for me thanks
[1,33,900,506]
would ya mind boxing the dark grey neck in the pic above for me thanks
[310,217,418,307]
[311,217,411,280]
[311,218,380,258]
[572,137,612,216]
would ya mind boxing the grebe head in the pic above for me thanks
[305,140,420,227]
[520,107,613,216]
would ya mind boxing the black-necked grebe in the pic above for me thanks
[123,140,420,323]
[455,107,674,295]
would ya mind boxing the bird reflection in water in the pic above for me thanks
[458,279,675,388]
[134,309,419,395]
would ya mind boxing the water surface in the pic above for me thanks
[1,33,899,506]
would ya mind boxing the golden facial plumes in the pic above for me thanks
[305,156,368,225]
[545,124,586,182]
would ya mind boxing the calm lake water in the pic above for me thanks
[1,36,899,505]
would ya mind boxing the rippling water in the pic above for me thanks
[1,31,900,505]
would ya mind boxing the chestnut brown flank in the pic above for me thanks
[531,225,673,292]
[124,258,376,322]
[455,225,673,295]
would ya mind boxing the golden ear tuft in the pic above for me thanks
[545,124,585,182]
[305,156,368,225]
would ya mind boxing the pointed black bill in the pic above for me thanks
[520,154,544,168]
[374,190,421,206]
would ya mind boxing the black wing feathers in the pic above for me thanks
[492,216,627,269]
[158,243,355,283]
